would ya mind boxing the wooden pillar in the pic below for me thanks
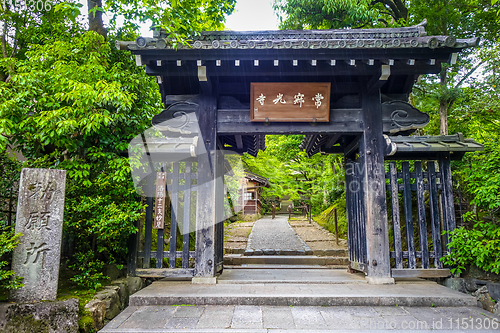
[194,94,219,280]
[360,88,394,284]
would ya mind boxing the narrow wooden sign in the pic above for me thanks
[154,172,166,229]
[250,82,331,122]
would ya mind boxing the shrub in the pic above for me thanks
[0,224,23,292]
[441,212,500,275]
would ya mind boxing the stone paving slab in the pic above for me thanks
[100,305,500,332]
[217,268,366,284]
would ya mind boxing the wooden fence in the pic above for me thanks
[129,161,198,278]
[386,159,455,278]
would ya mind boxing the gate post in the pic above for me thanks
[360,88,394,284]
[194,94,220,281]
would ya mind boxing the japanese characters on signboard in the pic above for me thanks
[154,172,166,229]
[250,82,331,122]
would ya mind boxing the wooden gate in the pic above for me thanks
[386,157,455,278]
[129,161,198,278]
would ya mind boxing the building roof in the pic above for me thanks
[244,171,270,188]
[119,21,479,160]
[120,20,477,52]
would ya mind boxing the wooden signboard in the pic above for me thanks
[251,82,331,122]
[154,172,166,229]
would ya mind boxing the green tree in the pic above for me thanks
[273,0,407,29]
[243,135,344,215]
[0,31,162,288]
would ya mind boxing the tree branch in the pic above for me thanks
[392,0,408,20]
[1,21,8,59]
[454,62,485,89]
[371,0,401,20]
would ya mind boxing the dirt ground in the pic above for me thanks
[288,217,348,251]
[224,216,348,254]
[224,221,255,254]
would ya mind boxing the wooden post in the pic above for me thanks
[334,208,338,245]
[360,86,394,284]
[194,94,218,280]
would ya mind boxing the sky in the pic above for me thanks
[225,0,279,31]
[134,0,280,36]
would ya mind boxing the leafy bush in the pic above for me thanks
[441,213,500,275]
[0,224,23,292]
[0,32,160,288]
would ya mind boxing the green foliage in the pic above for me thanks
[243,135,344,214]
[442,213,500,275]
[0,31,161,288]
[105,0,236,44]
[0,224,23,291]
[69,251,107,290]
[273,0,396,29]
[313,195,347,238]
[0,153,22,292]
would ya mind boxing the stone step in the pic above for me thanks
[224,254,349,266]
[224,248,349,256]
[224,264,348,269]
[128,278,476,308]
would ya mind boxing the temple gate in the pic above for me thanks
[120,21,482,284]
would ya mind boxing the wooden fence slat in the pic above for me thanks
[182,162,192,269]
[402,162,416,269]
[389,162,403,269]
[169,162,180,268]
[415,162,429,269]
[128,217,140,276]
[440,155,456,235]
[144,174,154,269]
[428,161,443,269]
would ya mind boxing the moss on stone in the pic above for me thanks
[78,314,95,333]
[2,314,50,333]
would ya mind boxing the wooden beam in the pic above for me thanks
[360,85,393,284]
[217,109,363,135]
[195,95,218,277]
[145,61,444,78]
[344,135,361,157]
[391,269,450,279]
[235,135,243,149]
[324,133,342,148]
[136,268,195,278]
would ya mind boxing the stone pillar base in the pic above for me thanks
[366,276,395,285]
[192,277,217,285]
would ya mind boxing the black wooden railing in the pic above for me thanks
[386,158,455,277]
[130,161,198,278]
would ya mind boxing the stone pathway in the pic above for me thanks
[245,216,312,256]
[101,304,500,332]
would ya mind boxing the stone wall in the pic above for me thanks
[0,298,79,333]
[81,276,144,332]
[444,278,500,315]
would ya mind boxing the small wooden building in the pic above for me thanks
[121,21,483,283]
[235,171,269,216]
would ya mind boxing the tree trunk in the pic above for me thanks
[88,0,107,38]
[439,69,448,135]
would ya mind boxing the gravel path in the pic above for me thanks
[247,215,308,252]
